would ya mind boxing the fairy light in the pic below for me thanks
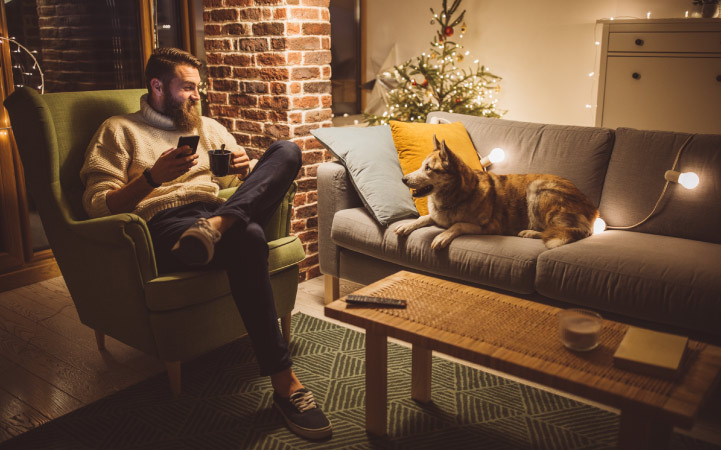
[0,36,44,94]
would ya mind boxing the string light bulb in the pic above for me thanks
[480,147,505,168]
[664,170,700,189]
[593,217,607,235]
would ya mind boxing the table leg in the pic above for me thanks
[366,329,387,436]
[411,345,432,403]
[618,410,671,450]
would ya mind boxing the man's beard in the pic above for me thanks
[163,91,202,132]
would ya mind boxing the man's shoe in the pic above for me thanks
[171,218,222,266]
[273,388,332,440]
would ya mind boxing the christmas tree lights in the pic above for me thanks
[364,0,503,125]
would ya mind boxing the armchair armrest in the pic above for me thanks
[317,162,363,276]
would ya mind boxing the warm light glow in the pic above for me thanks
[646,11,651,19]
[678,172,700,189]
[664,170,700,190]
[593,217,606,235]
[480,148,505,168]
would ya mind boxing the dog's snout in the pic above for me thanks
[401,176,409,186]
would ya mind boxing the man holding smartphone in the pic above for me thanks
[80,48,332,440]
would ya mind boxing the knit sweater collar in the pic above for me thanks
[140,94,178,131]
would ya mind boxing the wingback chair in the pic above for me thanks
[4,87,306,395]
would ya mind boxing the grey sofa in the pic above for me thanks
[318,112,721,341]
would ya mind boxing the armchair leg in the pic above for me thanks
[164,361,181,397]
[324,275,340,305]
[94,330,106,351]
[281,313,291,344]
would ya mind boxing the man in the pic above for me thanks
[80,48,332,440]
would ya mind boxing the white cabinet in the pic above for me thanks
[595,19,721,134]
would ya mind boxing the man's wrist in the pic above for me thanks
[143,168,161,188]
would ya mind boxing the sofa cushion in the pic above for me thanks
[536,230,721,335]
[427,112,615,207]
[599,128,721,244]
[331,207,547,294]
[390,120,485,216]
[311,125,417,226]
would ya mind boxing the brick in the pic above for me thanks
[204,24,223,36]
[291,220,306,233]
[237,38,269,52]
[286,22,301,35]
[321,66,331,78]
[305,136,326,149]
[233,67,260,79]
[304,81,331,94]
[259,68,290,81]
[306,216,318,228]
[256,52,286,66]
[290,82,302,94]
[252,134,276,149]
[321,36,330,49]
[293,124,317,136]
[238,8,262,20]
[255,0,284,4]
[208,92,228,104]
[223,54,253,66]
[236,120,264,133]
[253,22,285,36]
[287,36,321,51]
[304,163,319,178]
[294,203,317,219]
[287,51,303,65]
[290,7,320,20]
[208,65,232,78]
[204,0,224,5]
[297,254,318,270]
[302,22,330,35]
[232,132,252,146]
[211,78,238,92]
[296,177,317,192]
[259,95,290,109]
[304,109,333,122]
[301,0,329,6]
[293,192,308,206]
[265,124,291,139]
[210,9,238,21]
[305,265,321,279]
[270,82,288,94]
[268,111,289,122]
[206,53,223,65]
[229,94,258,107]
[242,109,268,121]
[292,96,319,108]
[320,8,329,21]
[205,38,232,51]
[297,229,318,242]
[288,112,303,124]
[301,150,325,164]
[224,0,252,5]
[273,7,288,19]
[240,81,269,94]
[223,23,252,36]
[320,94,332,107]
[303,50,331,65]
[291,67,320,80]
[271,38,287,50]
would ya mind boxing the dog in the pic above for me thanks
[394,136,599,250]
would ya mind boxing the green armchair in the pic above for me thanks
[4,87,306,395]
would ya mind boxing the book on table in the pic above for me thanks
[613,326,689,379]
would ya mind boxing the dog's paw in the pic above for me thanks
[518,230,542,239]
[431,232,454,249]
[394,223,415,236]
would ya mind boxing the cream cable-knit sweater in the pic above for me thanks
[80,94,241,221]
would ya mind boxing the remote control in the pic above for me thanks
[345,294,407,308]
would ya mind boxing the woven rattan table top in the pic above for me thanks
[325,271,721,426]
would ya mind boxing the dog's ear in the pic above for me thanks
[433,134,442,151]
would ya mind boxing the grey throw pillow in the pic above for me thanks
[311,125,418,226]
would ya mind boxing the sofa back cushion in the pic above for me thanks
[427,112,615,207]
[599,128,721,244]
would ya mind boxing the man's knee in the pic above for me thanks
[272,140,302,169]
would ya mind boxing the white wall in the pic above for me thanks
[364,0,693,126]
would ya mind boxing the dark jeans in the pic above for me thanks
[147,140,302,376]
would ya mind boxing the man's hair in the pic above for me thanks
[145,47,202,93]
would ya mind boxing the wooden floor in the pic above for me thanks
[0,275,719,446]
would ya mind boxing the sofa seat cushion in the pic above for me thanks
[331,207,547,294]
[536,230,721,334]
[145,235,305,312]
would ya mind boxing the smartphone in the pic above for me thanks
[176,135,200,158]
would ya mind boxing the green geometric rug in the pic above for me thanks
[0,313,718,450]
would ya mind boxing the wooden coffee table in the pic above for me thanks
[324,271,721,450]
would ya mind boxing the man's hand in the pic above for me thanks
[227,148,251,178]
[148,146,199,183]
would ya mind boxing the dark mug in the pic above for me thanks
[208,149,232,176]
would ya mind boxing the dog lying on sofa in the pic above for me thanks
[394,136,599,249]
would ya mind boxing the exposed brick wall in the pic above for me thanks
[35,0,143,92]
[204,0,333,281]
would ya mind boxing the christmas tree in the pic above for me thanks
[363,0,503,125]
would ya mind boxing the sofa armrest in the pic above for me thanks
[317,161,363,277]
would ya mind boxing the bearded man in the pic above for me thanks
[80,48,332,440]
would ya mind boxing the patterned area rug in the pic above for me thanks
[1,313,718,450]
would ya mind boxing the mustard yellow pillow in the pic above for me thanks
[390,120,483,216]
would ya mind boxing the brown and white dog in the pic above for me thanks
[394,136,599,249]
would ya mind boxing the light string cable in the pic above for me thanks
[0,36,44,94]
[606,135,694,230]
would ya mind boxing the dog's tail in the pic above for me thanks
[541,212,596,249]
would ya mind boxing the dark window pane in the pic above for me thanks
[330,0,360,115]
[155,0,182,49]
